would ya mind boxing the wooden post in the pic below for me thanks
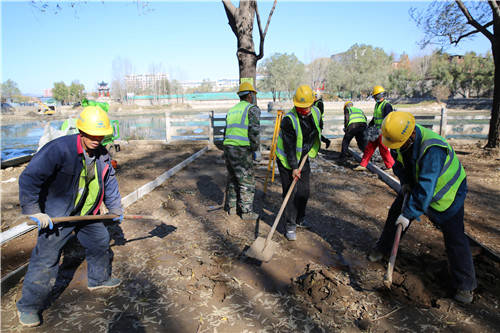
[165,111,171,142]
[439,106,447,137]
[209,110,214,146]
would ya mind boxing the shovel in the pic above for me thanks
[383,193,409,289]
[246,155,308,262]
[26,214,155,226]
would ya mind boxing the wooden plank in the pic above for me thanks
[1,263,29,296]
[465,231,500,263]
[0,222,37,245]
[121,146,208,207]
[1,153,35,169]
[343,149,500,263]
[347,148,401,192]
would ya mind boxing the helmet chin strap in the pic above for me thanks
[399,136,414,152]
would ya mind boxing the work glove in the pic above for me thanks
[29,213,53,230]
[110,212,124,224]
[395,214,410,231]
[253,151,262,161]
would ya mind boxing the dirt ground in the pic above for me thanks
[1,138,499,332]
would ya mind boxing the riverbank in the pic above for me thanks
[3,98,492,125]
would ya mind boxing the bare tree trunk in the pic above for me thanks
[487,38,500,148]
[222,0,276,85]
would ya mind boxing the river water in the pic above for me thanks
[1,110,283,161]
[1,114,168,161]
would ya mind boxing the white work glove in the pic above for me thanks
[395,214,410,231]
[253,151,262,161]
[29,213,54,230]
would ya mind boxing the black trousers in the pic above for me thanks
[376,193,477,291]
[340,122,367,157]
[277,158,311,227]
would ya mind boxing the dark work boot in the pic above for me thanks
[454,289,473,304]
[296,219,311,229]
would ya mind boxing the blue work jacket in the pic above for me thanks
[392,126,467,222]
[19,134,123,218]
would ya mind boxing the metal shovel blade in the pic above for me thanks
[245,236,278,262]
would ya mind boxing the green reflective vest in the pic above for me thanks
[347,107,367,127]
[396,124,466,212]
[61,118,79,134]
[223,101,253,147]
[373,100,388,128]
[74,159,101,216]
[275,106,322,170]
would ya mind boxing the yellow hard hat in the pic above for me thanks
[76,106,113,136]
[293,85,315,108]
[238,82,257,94]
[344,101,353,108]
[381,111,416,149]
[372,85,385,96]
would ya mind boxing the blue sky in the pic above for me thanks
[1,1,492,96]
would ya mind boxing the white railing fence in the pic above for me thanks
[164,108,491,144]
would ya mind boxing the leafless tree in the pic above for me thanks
[111,57,133,103]
[308,57,331,92]
[222,0,277,86]
[411,0,500,148]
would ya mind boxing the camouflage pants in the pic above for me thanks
[223,145,255,214]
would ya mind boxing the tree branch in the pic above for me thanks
[222,0,238,37]
[255,0,277,61]
[489,0,500,19]
[450,20,494,44]
[455,0,494,42]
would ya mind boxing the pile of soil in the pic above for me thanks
[1,139,499,332]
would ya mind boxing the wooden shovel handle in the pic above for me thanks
[26,214,155,225]
[384,193,409,287]
[265,155,309,245]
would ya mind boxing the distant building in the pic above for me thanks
[43,89,52,97]
[181,80,204,90]
[392,54,410,70]
[125,73,169,92]
[215,78,238,91]
[97,81,110,97]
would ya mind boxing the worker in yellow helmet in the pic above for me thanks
[354,85,395,171]
[338,101,368,162]
[17,106,124,327]
[223,81,261,220]
[368,111,476,304]
[275,85,323,240]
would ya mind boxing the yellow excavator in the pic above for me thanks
[34,98,56,115]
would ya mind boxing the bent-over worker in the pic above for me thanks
[338,101,367,162]
[368,111,476,304]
